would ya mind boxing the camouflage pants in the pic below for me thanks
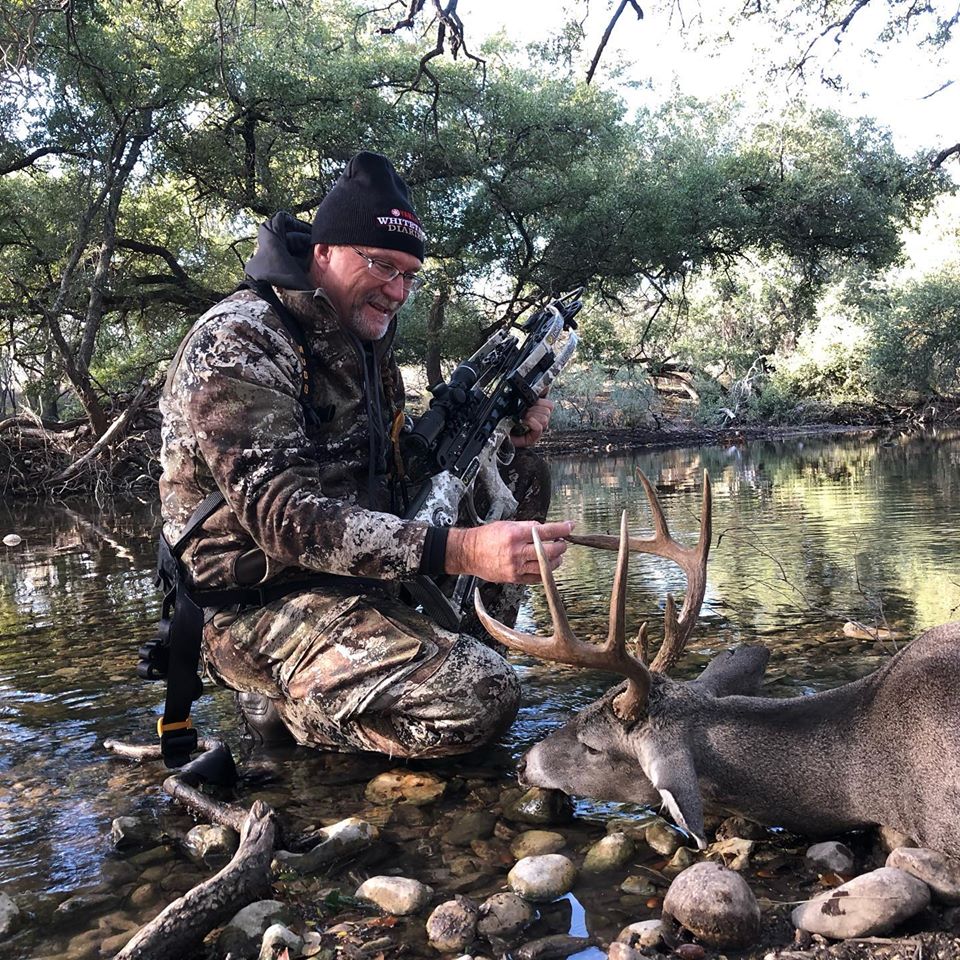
[203,450,550,757]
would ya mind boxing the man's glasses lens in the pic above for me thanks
[353,248,424,291]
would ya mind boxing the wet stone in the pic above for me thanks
[515,934,596,960]
[365,769,446,806]
[100,860,139,886]
[258,922,303,960]
[217,900,297,959]
[127,845,173,868]
[355,876,433,915]
[662,861,761,948]
[792,866,930,939]
[510,830,567,860]
[806,841,856,876]
[665,847,698,873]
[715,816,770,841]
[444,811,498,846]
[886,847,960,904]
[477,892,535,938]
[708,836,755,871]
[617,918,666,949]
[0,891,20,936]
[607,943,645,960]
[110,816,158,849]
[507,854,577,902]
[426,896,480,952]
[620,875,656,897]
[100,929,136,956]
[502,787,574,826]
[56,891,121,920]
[582,832,635,873]
[184,823,240,867]
[127,883,160,909]
[645,820,683,856]
[876,824,915,854]
[160,868,203,894]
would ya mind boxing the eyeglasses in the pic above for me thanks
[350,247,424,292]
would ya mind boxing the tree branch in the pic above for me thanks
[586,0,644,85]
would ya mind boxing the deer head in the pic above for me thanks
[476,471,769,848]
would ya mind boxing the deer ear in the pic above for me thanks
[639,744,707,850]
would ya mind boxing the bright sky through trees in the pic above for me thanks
[469,0,960,159]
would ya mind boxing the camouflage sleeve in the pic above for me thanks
[173,303,429,579]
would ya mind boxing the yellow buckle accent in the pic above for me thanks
[157,717,193,737]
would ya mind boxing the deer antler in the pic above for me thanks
[566,469,712,674]
[475,510,652,721]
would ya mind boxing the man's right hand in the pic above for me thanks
[445,520,575,585]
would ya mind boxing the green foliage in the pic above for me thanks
[551,365,660,431]
[0,0,951,432]
[865,263,960,398]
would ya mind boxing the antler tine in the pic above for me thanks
[473,521,651,719]
[607,511,650,721]
[565,470,713,676]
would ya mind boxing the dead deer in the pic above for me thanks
[476,471,960,858]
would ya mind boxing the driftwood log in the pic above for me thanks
[115,799,277,960]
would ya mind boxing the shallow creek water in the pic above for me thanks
[1,430,958,958]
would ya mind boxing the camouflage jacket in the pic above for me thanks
[159,283,432,591]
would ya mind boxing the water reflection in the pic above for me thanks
[0,430,957,918]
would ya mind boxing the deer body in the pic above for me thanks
[477,474,960,859]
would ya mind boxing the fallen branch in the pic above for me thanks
[50,371,162,483]
[115,799,277,960]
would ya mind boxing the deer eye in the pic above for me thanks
[581,743,601,757]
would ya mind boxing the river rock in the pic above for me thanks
[645,820,683,855]
[617,919,666,949]
[365,770,446,805]
[515,934,595,960]
[877,824,915,853]
[356,876,433,915]
[2,533,22,547]
[806,841,855,876]
[620,875,656,896]
[715,816,769,841]
[184,823,240,867]
[110,816,157,849]
[887,847,960,904]
[0,892,20,936]
[582,832,635,873]
[502,787,574,825]
[217,900,296,959]
[477,892,535,938]
[791,866,930,938]
[665,847,698,872]
[445,811,498,846]
[508,854,577,902]
[510,830,566,859]
[273,817,379,874]
[426,896,480,952]
[259,923,304,960]
[662,861,761,948]
[708,837,754,871]
[607,943,644,960]
[56,891,120,919]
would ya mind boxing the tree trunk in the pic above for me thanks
[425,284,448,387]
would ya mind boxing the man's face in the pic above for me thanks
[309,244,422,341]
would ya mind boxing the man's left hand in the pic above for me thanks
[511,397,554,448]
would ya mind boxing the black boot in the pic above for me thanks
[235,691,295,745]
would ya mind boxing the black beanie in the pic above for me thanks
[311,151,426,261]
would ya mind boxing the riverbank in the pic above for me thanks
[1,393,957,500]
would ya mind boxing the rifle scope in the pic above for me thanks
[405,360,480,456]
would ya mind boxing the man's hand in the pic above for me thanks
[445,519,575,585]
[511,397,554,448]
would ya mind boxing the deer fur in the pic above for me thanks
[478,471,960,858]
[517,629,960,856]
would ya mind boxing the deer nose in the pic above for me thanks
[516,755,530,787]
